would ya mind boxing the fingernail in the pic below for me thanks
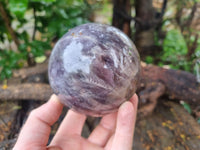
[50,94,63,106]
[120,101,134,116]
[118,101,135,129]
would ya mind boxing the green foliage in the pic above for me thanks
[0,0,94,80]
[180,101,192,114]
[143,0,200,77]
[163,29,187,62]
[43,0,91,38]
[158,29,192,71]
[154,28,200,73]
[145,56,154,64]
[31,0,56,3]
[9,0,28,18]
[198,118,200,124]
[180,101,200,124]
[0,50,23,80]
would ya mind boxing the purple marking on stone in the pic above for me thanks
[48,23,140,116]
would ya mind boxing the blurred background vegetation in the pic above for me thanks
[0,0,98,80]
[152,0,200,73]
[0,0,200,82]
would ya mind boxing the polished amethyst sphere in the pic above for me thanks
[48,23,140,116]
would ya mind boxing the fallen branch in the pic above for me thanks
[138,64,200,116]
[140,64,200,104]
[1,63,200,109]
[0,83,52,101]
[138,81,165,116]
[12,61,48,79]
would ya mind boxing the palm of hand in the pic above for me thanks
[13,94,138,150]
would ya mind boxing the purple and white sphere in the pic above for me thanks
[48,23,140,116]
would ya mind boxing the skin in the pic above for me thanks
[13,94,138,150]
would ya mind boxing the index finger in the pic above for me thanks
[13,95,63,150]
[111,94,138,150]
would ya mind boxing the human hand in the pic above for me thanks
[13,94,138,150]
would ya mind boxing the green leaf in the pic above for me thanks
[145,56,154,64]
[58,9,69,19]
[160,29,190,70]
[0,49,25,80]
[9,0,28,18]
[0,67,13,80]
[31,0,56,4]
[198,118,200,124]
[29,40,51,57]
[35,55,47,63]
[180,101,192,114]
